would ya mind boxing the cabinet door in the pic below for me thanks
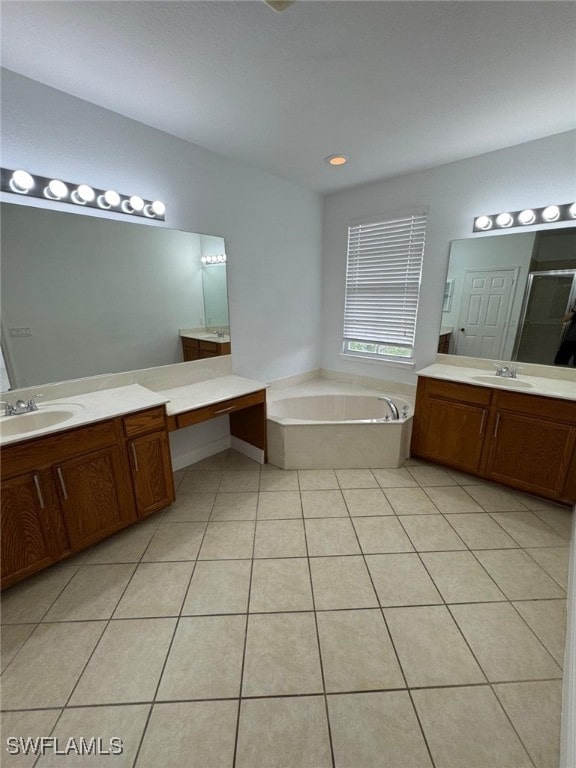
[486,411,574,498]
[1,472,57,583]
[182,339,200,361]
[129,431,175,517]
[55,447,130,550]
[417,398,488,473]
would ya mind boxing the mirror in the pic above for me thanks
[441,227,576,366]
[0,202,230,390]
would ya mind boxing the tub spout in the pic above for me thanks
[378,396,400,420]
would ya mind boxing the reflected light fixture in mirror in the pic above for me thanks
[473,202,575,232]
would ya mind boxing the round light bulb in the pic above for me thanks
[496,212,513,228]
[77,184,95,203]
[105,190,121,207]
[518,209,536,225]
[129,195,145,212]
[475,215,492,231]
[10,170,34,193]
[325,154,349,166]
[45,179,68,199]
[151,200,165,216]
[542,205,560,222]
[569,203,576,219]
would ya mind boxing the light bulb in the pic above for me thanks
[129,195,144,212]
[325,154,349,166]
[151,200,165,216]
[518,209,536,225]
[569,203,576,219]
[10,170,34,194]
[496,212,513,228]
[45,179,68,199]
[542,205,560,222]
[475,215,492,231]
[72,184,95,204]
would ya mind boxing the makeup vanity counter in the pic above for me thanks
[411,363,576,504]
[180,331,231,361]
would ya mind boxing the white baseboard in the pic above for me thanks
[561,507,576,768]
[171,437,231,471]
[230,436,265,464]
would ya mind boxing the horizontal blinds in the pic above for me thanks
[343,212,426,347]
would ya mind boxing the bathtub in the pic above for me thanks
[267,382,413,469]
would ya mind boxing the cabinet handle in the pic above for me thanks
[479,411,487,435]
[493,413,501,438]
[33,474,45,509]
[131,443,139,472]
[56,467,68,500]
[214,405,236,415]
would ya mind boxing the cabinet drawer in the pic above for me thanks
[176,390,266,429]
[423,377,492,406]
[123,407,166,437]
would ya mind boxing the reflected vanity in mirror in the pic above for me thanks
[0,202,230,389]
[442,227,576,366]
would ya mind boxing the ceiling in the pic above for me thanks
[1,1,575,193]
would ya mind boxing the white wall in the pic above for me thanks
[321,130,576,384]
[0,69,324,385]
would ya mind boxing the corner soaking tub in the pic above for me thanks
[267,383,413,469]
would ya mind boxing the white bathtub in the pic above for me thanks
[267,383,413,469]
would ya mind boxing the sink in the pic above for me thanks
[470,375,533,390]
[0,406,84,437]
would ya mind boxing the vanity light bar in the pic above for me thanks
[0,168,166,221]
[201,254,227,264]
[473,202,575,232]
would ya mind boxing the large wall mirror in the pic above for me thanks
[442,227,576,366]
[0,202,230,390]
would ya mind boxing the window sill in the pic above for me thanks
[339,352,416,369]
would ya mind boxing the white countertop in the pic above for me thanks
[180,332,231,343]
[159,375,267,416]
[417,363,576,402]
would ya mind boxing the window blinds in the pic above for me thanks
[343,210,427,356]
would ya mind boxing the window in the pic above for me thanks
[342,209,427,362]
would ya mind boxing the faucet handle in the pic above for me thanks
[27,394,43,411]
[0,400,16,416]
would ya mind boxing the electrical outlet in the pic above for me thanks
[8,327,32,337]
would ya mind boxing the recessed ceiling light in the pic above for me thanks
[325,155,349,166]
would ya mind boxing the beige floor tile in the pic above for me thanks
[258,468,299,491]
[474,549,566,600]
[186,451,228,471]
[512,491,569,512]
[1,566,78,624]
[494,680,562,768]
[463,484,529,511]
[210,491,258,520]
[43,564,136,621]
[372,467,419,487]
[250,558,313,612]
[225,451,262,470]
[399,515,467,551]
[317,609,404,692]
[446,513,518,549]
[305,518,361,556]
[198,521,255,559]
[328,691,432,768]
[298,469,339,490]
[421,551,505,603]
[137,700,238,768]
[219,470,260,493]
[407,465,458,486]
[1,623,35,672]
[257,491,302,519]
[352,516,413,554]
[490,511,568,548]
[310,556,378,610]
[413,685,532,768]
[182,560,251,614]
[254,519,307,557]
[423,485,484,513]
[37,704,150,767]
[236,696,332,768]
[335,469,379,488]
[366,553,442,607]
[160,492,215,522]
[450,602,562,682]
[1,621,105,709]
[526,547,570,588]
[342,488,394,516]
[70,618,175,705]
[179,471,222,493]
[445,468,488,485]
[1,710,61,768]
[242,612,323,696]
[531,507,573,540]
[301,489,348,517]
[384,605,485,687]
[142,522,206,562]
[114,561,194,618]
[82,521,158,564]
[384,487,440,515]
[157,614,245,700]
[513,599,566,666]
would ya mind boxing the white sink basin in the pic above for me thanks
[471,375,533,390]
[0,406,84,437]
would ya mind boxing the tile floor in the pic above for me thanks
[0,451,572,768]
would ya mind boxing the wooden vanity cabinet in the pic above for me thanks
[181,336,231,361]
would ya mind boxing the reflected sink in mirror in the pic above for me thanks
[0,404,85,437]
[470,375,533,389]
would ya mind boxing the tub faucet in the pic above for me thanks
[378,396,400,420]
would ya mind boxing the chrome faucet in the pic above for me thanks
[1,395,42,416]
[378,396,400,420]
[494,365,521,379]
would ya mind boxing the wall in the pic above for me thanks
[321,130,576,384]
